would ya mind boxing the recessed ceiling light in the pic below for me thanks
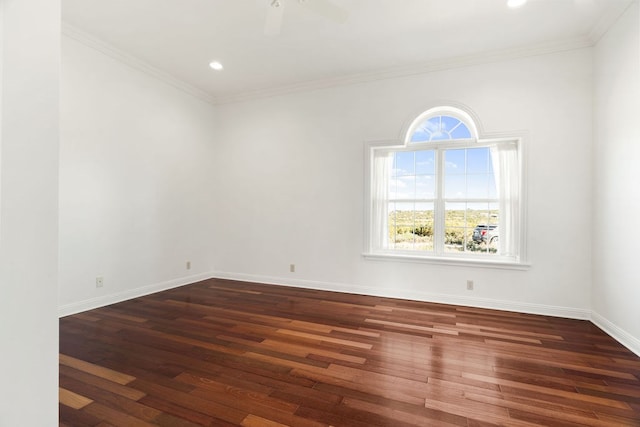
[507,0,527,8]
[209,61,224,71]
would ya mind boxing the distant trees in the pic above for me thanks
[388,209,498,253]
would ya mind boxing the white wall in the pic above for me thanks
[56,3,640,358]
[0,0,60,425]
[59,36,219,314]
[213,48,594,318]
[592,2,640,355]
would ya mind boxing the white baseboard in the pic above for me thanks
[591,311,640,358]
[57,271,216,318]
[60,270,640,358]
[211,271,592,320]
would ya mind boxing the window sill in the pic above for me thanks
[362,252,531,270]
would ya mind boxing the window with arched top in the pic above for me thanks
[365,106,524,266]
[408,110,476,142]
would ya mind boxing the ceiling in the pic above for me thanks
[61,0,633,104]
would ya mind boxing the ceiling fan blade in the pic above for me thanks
[299,0,348,24]
[264,0,285,36]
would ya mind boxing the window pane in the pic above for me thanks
[393,151,415,176]
[413,203,434,251]
[427,117,447,141]
[388,202,434,251]
[450,123,472,139]
[373,131,519,260]
[411,129,430,143]
[467,174,490,199]
[415,175,435,199]
[415,150,435,174]
[391,175,415,200]
[445,148,498,201]
[443,202,501,255]
[409,115,472,142]
[467,203,499,254]
[431,116,463,141]
[440,116,461,137]
[444,203,470,253]
[445,174,466,199]
[466,148,489,173]
[388,202,410,248]
[445,149,465,174]
[393,203,415,238]
[391,150,435,200]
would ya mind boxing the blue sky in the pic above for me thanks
[390,147,497,203]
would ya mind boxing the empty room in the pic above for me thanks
[1,0,639,425]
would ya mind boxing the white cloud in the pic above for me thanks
[445,161,458,169]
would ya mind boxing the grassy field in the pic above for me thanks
[389,209,498,252]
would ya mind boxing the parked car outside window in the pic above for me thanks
[472,224,499,244]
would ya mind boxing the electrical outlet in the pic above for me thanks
[96,277,104,288]
[186,261,191,270]
[466,280,474,291]
[290,264,295,273]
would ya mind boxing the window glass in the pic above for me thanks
[415,150,435,174]
[388,202,434,251]
[410,115,472,142]
[393,151,415,176]
[368,107,521,263]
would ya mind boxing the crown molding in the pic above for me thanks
[62,23,219,106]
[588,0,636,43]
[64,14,617,107]
[216,36,594,104]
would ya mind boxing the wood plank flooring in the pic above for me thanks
[59,279,640,426]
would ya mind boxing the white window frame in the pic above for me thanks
[363,108,529,270]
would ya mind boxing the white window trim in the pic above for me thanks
[363,132,530,270]
[405,106,480,142]
[362,251,531,270]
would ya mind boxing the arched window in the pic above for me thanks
[408,108,476,142]
[366,106,523,265]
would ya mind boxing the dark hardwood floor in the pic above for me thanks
[59,279,640,426]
